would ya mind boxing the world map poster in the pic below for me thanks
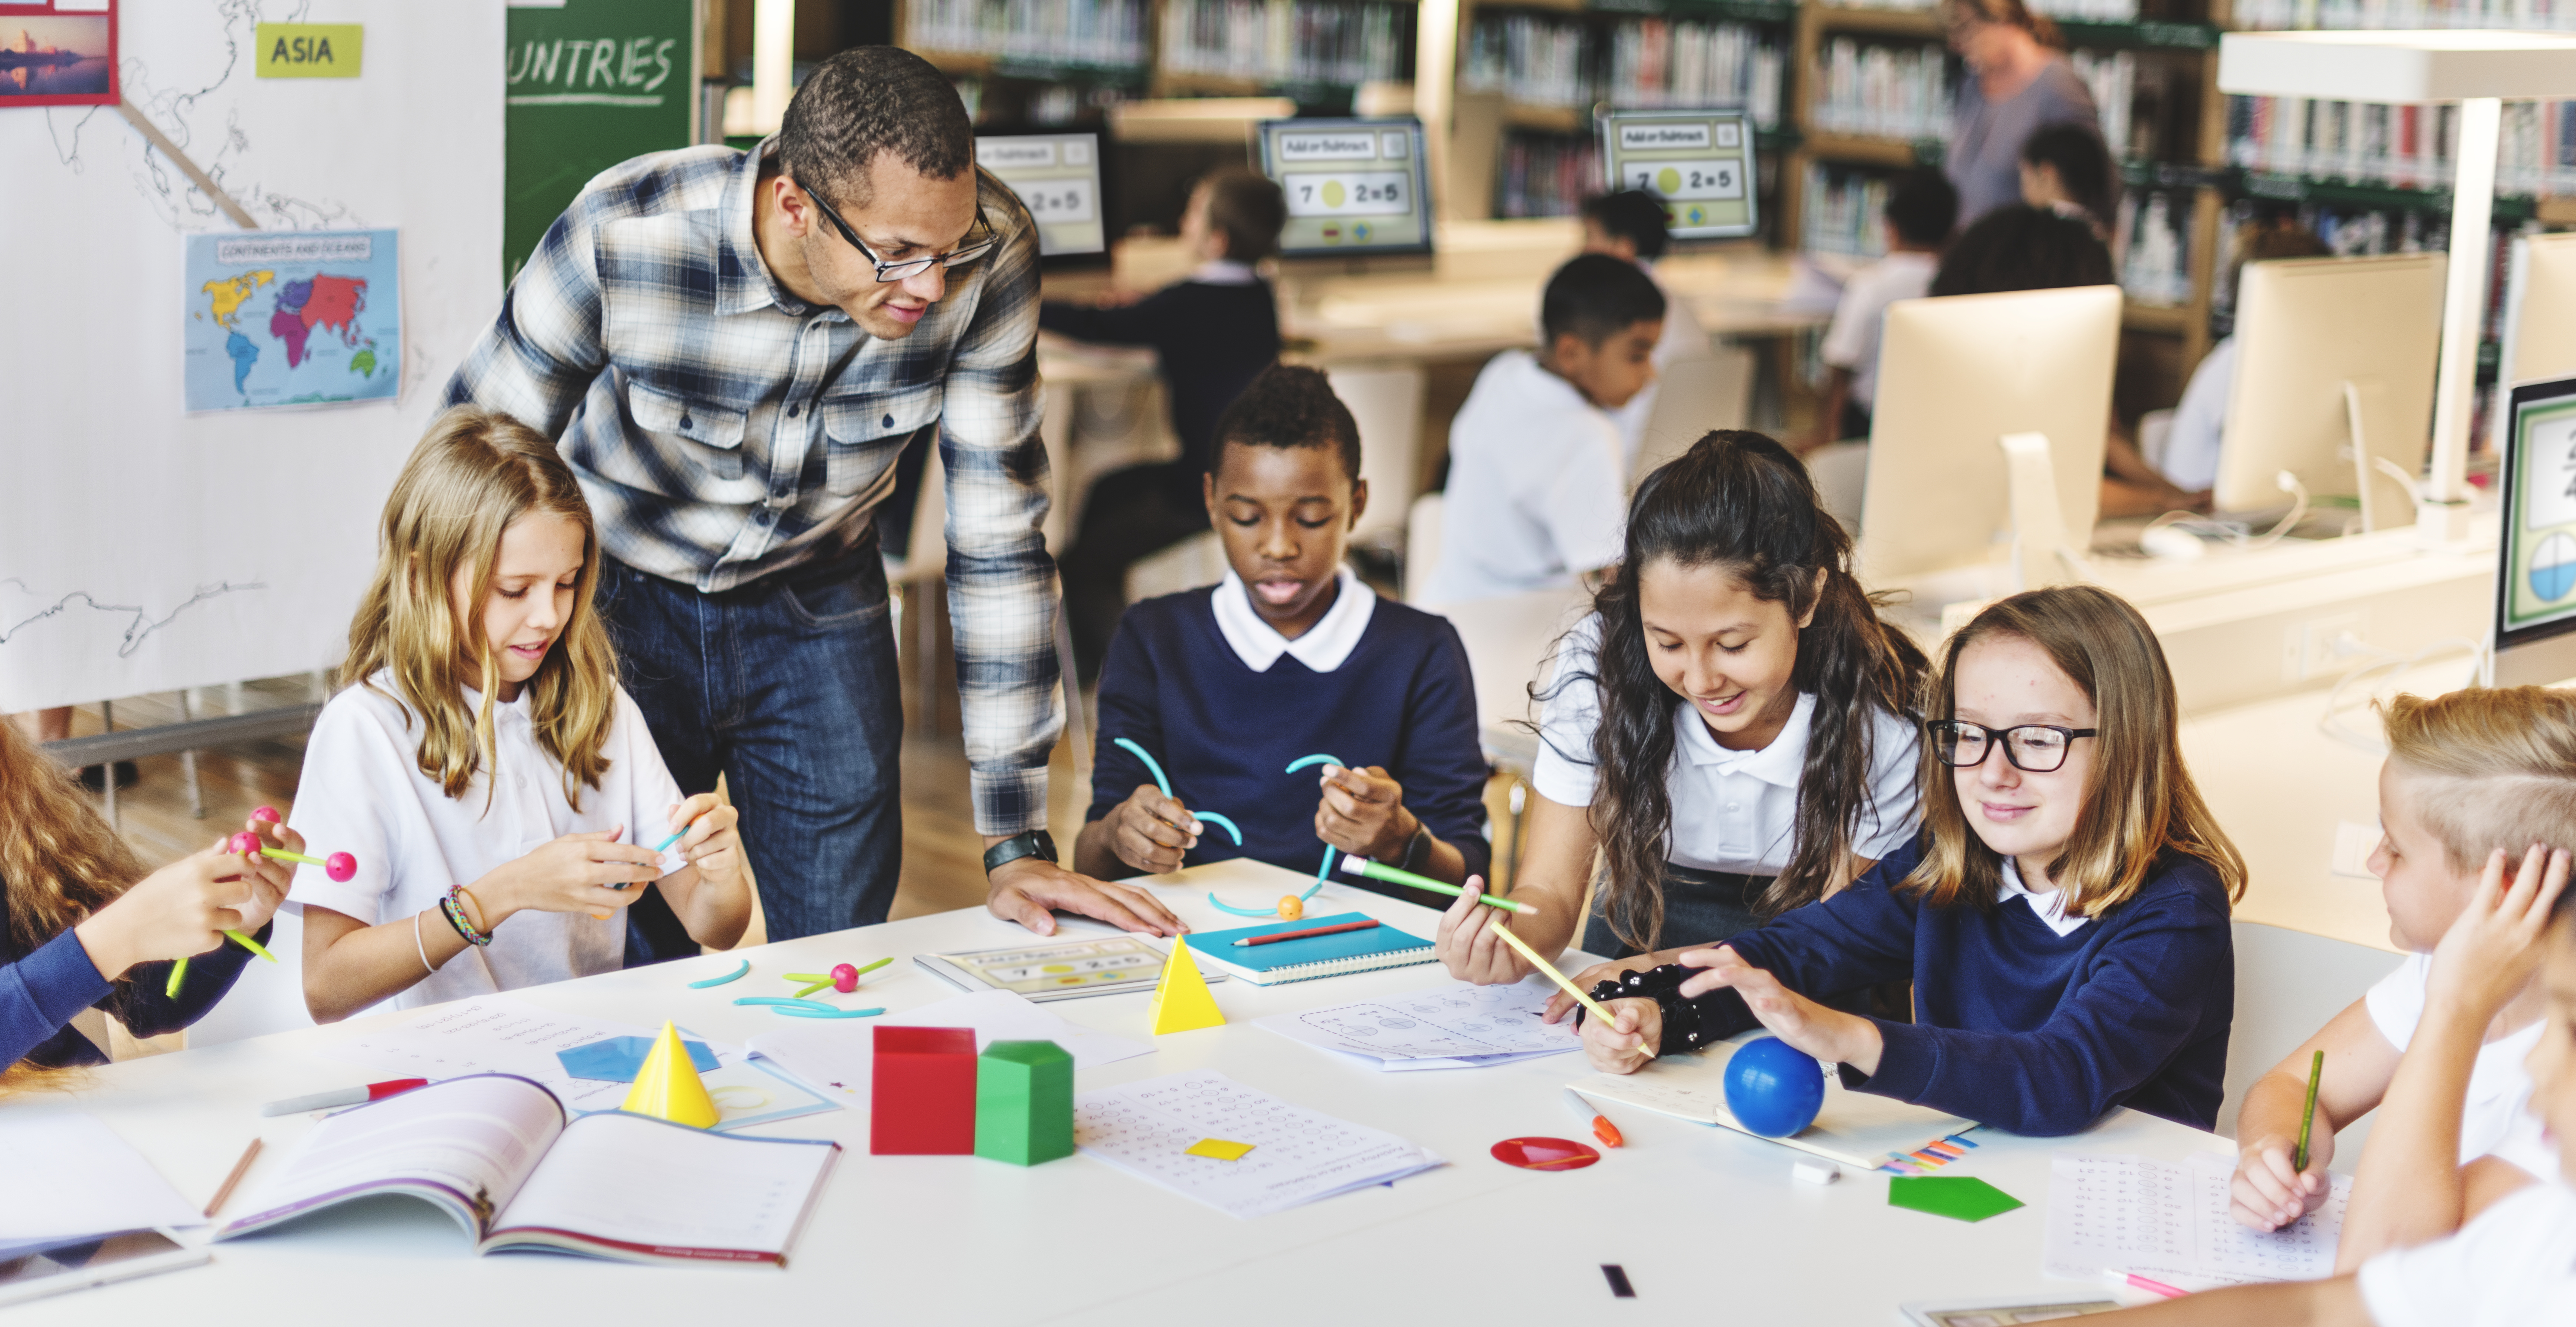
[183,227,400,412]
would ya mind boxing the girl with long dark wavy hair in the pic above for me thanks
[1435,431,1928,994]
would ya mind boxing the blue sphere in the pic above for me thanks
[1722,1036,1826,1137]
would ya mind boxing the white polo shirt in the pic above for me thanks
[1423,350,1629,605]
[1818,250,1937,413]
[286,671,686,1012]
[1531,615,1923,875]
[2365,951,2557,1181]
[2357,1178,2576,1327]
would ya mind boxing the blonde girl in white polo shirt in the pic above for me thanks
[289,407,751,1022]
[1436,431,1927,1000]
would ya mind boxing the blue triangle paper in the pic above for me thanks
[557,1035,719,1082]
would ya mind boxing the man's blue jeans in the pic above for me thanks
[595,538,903,962]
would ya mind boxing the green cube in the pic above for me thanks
[974,1039,1074,1166]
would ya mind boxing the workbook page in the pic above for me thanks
[1074,1070,1444,1219]
[1254,975,1582,1063]
[491,1112,837,1260]
[219,1074,564,1239]
[2042,1152,2347,1287]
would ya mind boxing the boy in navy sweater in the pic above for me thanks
[1046,170,1287,679]
[1077,365,1492,906]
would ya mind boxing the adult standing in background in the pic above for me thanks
[1940,0,2102,225]
[445,47,1182,957]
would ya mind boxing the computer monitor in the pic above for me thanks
[975,131,1107,261]
[2491,375,2576,686]
[1856,285,2123,591]
[1596,108,1760,241]
[2490,233,2576,452]
[2216,253,2445,529]
[1254,117,1434,261]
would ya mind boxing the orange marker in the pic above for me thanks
[1565,1089,1622,1148]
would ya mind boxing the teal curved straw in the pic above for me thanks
[687,959,751,989]
[771,1005,886,1019]
[1285,755,1347,902]
[1194,811,1244,845]
[732,996,840,1011]
[1112,738,1173,798]
[1284,752,1346,775]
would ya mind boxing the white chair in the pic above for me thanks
[2222,921,2405,1155]
[1803,440,1870,534]
[1324,365,1426,540]
[1630,344,1755,486]
[1404,491,1445,604]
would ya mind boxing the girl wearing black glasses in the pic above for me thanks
[1579,584,2247,1136]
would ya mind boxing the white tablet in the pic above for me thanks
[0,1229,208,1307]
[1898,1296,2127,1326]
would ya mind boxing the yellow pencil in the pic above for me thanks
[1483,919,1653,1060]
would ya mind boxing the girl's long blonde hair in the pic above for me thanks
[1,715,146,1090]
[342,406,619,805]
[1903,585,2245,916]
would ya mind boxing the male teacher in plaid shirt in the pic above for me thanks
[445,47,1182,958]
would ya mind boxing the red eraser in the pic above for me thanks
[325,852,358,883]
[250,806,281,824]
[832,962,860,993]
[228,831,261,855]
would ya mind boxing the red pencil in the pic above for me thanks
[1234,918,1381,947]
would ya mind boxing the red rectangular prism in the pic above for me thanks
[870,1025,979,1154]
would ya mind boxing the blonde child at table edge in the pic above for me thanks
[2227,688,2569,1269]
[1436,431,1929,1008]
[0,716,297,1080]
[289,406,750,1023]
[1577,585,2246,1136]
[2098,848,2576,1326]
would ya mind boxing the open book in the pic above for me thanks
[214,1074,838,1266]
[1569,1036,1979,1171]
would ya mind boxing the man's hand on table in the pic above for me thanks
[984,852,1187,938]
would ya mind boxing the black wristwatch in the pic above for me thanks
[982,829,1058,875]
[1395,818,1435,874]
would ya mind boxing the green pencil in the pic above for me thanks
[2293,1049,2324,1172]
[1338,856,1537,914]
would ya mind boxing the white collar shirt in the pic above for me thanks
[1190,259,1259,286]
[2358,1179,2576,1327]
[1532,615,1923,876]
[1993,855,2090,937]
[1423,350,1629,604]
[2366,950,2559,1179]
[284,671,686,1015]
[1211,566,1377,673]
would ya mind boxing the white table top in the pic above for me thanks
[16,860,2226,1326]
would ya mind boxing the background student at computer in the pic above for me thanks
[1799,168,1958,455]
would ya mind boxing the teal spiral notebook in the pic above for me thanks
[1187,915,1436,986]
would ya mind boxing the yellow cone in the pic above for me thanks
[1148,936,1225,1034]
[620,1020,721,1128]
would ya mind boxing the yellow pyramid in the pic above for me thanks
[1148,936,1225,1034]
[620,1020,721,1128]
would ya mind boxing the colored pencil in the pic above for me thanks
[2293,1049,2324,1171]
[203,1137,263,1218]
[1480,919,1650,1059]
[1234,919,1380,947]
[1337,856,1537,913]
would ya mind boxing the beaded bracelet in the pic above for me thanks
[440,887,492,947]
[1580,963,1723,1051]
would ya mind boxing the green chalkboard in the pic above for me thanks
[503,0,698,284]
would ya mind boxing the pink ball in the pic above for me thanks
[250,806,281,825]
[325,852,358,883]
[228,831,261,855]
[831,962,860,993]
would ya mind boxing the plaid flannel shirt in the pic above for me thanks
[444,140,1059,835]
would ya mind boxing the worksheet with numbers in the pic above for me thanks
[1073,1070,1444,1219]
[2043,1152,2349,1287]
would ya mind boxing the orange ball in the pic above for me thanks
[1277,895,1305,920]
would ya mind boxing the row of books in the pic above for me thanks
[1605,19,1786,127]
[2118,189,2193,307]
[1807,38,1952,141]
[1814,0,2141,16]
[1462,12,1589,109]
[2231,0,2576,29]
[905,0,1150,67]
[1159,0,1410,87]
[2071,49,2134,166]
[1800,159,1895,258]
[1497,132,1606,218]
[2227,94,2576,196]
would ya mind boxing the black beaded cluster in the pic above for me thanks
[1581,963,1721,1050]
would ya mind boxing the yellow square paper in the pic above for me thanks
[1184,1137,1255,1161]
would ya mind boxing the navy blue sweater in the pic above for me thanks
[2,911,270,1070]
[1088,586,1492,900]
[1701,835,2235,1135]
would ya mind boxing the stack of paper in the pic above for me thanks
[749,989,1154,1105]
[1074,1070,1444,1218]
[0,1113,205,1247]
[1566,1036,1978,1170]
[321,996,834,1130]
[1253,975,1583,1070]
[2042,1151,2350,1290]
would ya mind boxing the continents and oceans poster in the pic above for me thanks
[183,228,400,412]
